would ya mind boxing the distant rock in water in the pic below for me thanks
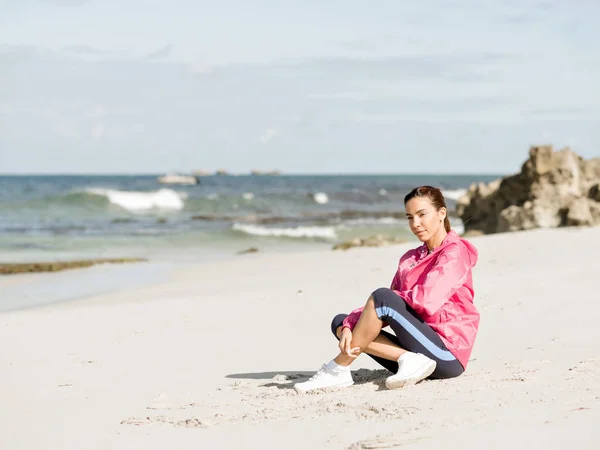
[237,247,259,255]
[250,169,281,176]
[0,258,147,275]
[332,235,408,251]
[156,174,199,185]
[457,145,600,234]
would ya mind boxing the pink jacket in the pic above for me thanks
[342,230,479,368]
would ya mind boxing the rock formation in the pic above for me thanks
[0,258,147,275]
[237,247,259,255]
[456,145,600,234]
[332,235,408,251]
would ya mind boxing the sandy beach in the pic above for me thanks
[1,226,599,450]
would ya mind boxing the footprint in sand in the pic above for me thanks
[347,435,428,449]
[120,415,209,428]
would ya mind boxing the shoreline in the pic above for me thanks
[0,224,594,313]
[0,260,177,313]
[0,238,335,312]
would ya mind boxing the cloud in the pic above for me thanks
[334,39,377,52]
[83,107,106,119]
[147,44,173,60]
[91,123,105,139]
[521,106,598,120]
[259,127,278,144]
[272,52,516,83]
[188,59,213,75]
[59,46,134,61]
[308,92,370,101]
[2,39,599,173]
[132,123,145,133]
[62,45,112,55]
[41,0,93,6]
[54,121,78,137]
[107,126,123,138]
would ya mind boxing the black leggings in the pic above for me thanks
[331,287,464,379]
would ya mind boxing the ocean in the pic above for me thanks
[0,173,506,311]
[0,173,501,264]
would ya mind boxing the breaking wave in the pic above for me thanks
[232,223,337,239]
[84,188,186,211]
[442,189,467,201]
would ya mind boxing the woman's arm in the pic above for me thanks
[341,307,364,331]
[390,270,401,291]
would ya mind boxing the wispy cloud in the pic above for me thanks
[132,123,145,133]
[41,0,93,6]
[147,44,173,60]
[54,120,78,137]
[2,0,600,174]
[62,45,112,55]
[273,53,516,83]
[259,127,278,144]
[188,59,213,75]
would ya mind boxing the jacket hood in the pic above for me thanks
[441,230,478,267]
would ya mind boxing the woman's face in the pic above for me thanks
[405,197,446,242]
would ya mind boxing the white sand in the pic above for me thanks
[1,227,599,449]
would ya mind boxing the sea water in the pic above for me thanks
[0,173,501,310]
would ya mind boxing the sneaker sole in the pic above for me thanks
[294,381,354,392]
[385,360,436,390]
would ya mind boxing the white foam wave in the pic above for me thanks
[343,217,403,226]
[232,223,336,239]
[312,192,329,204]
[443,189,467,201]
[85,188,185,211]
[242,192,254,200]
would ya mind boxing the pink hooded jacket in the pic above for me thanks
[341,230,479,368]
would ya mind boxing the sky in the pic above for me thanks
[1,0,599,174]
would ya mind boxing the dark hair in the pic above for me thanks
[404,186,451,232]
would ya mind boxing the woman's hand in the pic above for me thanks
[339,328,361,358]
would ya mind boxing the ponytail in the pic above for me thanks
[444,215,451,232]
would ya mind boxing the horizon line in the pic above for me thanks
[0,171,508,177]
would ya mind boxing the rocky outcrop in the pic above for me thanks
[456,145,600,234]
[332,235,408,251]
[237,247,259,255]
[0,258,147,275]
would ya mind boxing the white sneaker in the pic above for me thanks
[294,364,354,392]
[385,352,436,389]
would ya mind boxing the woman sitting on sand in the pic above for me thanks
[295,186,480,392]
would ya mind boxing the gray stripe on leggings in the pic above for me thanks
[375,306,457,361]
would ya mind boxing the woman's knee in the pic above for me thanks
[370,288,410,322]
[370,287,397,308]
[331,313,347,338]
